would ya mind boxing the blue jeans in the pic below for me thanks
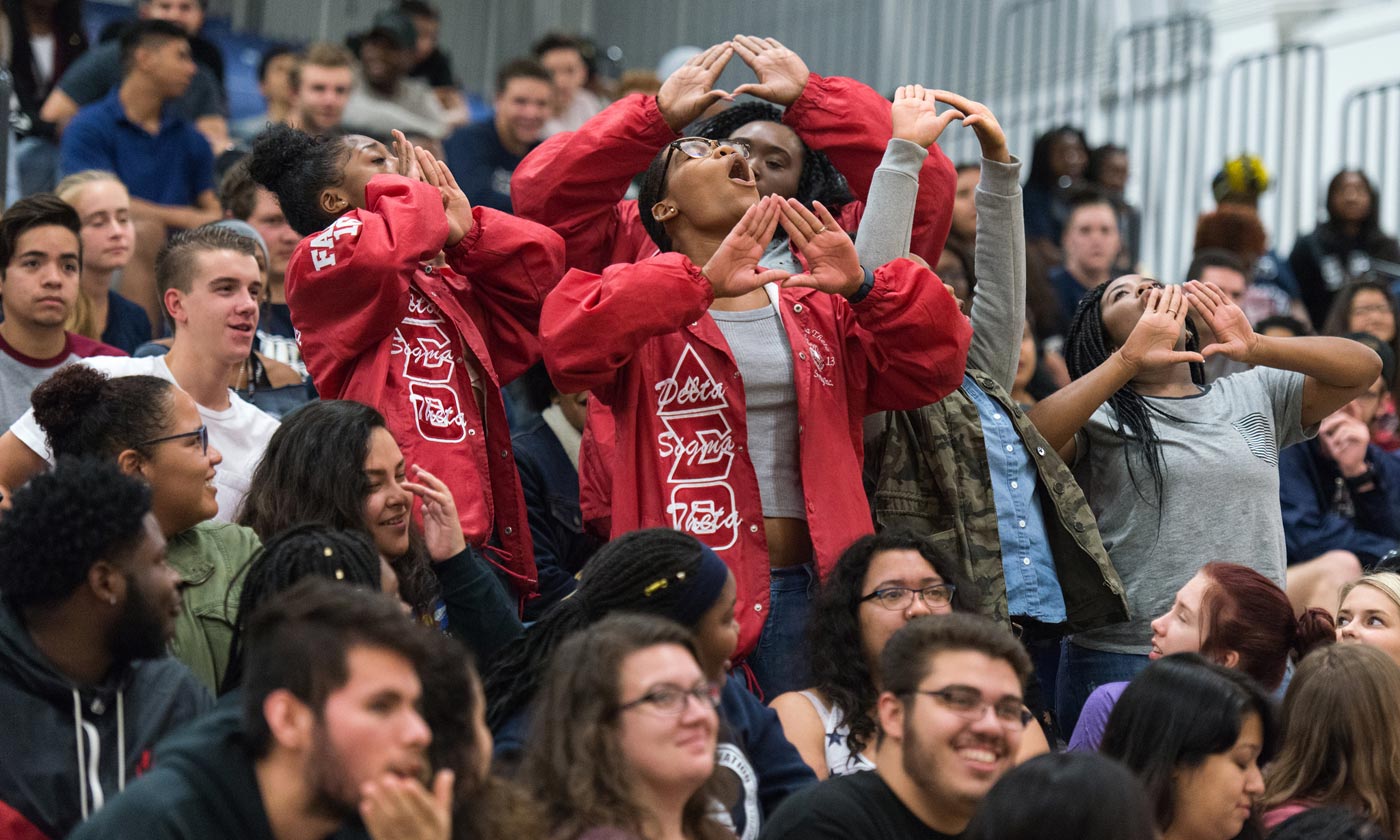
[1056,641,1150,738]
[743,563,816,700]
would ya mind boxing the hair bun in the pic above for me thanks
[246,124,315,194]
[31,365,108,440]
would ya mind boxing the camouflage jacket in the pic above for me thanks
[868,368,1128,632]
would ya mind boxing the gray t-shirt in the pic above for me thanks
[58,41,226,120]
[1071,366,1311,654]
[711,302,804,519]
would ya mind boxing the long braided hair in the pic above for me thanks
[482,528,719,730]
[222,524,382,692]
[1064,281,1204,504]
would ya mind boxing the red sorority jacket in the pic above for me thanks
[510,72,957,274]
[541,253,972,657]
[285,175,565,597]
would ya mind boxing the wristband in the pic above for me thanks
[1345,466,1377,492]
[847,266,875,303]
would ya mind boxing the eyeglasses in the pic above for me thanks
[859,583,957,611]
[618,682,722,716]
[661,136,752,182]
[138,425,209,455]
[912,685,1032,729]
[1351,303,1393,318]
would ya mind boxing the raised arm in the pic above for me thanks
[1028,284,1203,460]
[542,197,787,394]
[1185,279,1380,426]
[512,43,735,272]
[733,36,955,263]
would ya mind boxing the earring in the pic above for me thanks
[109,596,117,606]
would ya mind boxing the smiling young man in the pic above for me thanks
[443,58,553,212]
[68,578,453,840]
[290,43,354,138]
[0,194,124,428]
[0,458,210,840]
[0,225,279,522]
[759,614,1031,839]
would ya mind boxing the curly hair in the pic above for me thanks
[0,457,152,608]
[520,614,731,840]
[482,528,715,730]
[636,101,855,253]
[806,529,961,759]
[245,122,347,236]
[1064,281,1204,504]
[236,401,440,618]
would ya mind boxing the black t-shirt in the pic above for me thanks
[757,770,961,840]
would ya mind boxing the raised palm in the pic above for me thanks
[777,199,863,296]
[730,35,809,106]
[656,43,734,131]
[891,85,963,149]
[702,195,792,298]
[1186,280,1258,361]
[1119,285,1204,373]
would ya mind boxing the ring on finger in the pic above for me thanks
[814,226,827,235]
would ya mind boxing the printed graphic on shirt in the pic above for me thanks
[392,289,469,443]
[656,344,741,551]
[307,216,363,271]
[712,742,761,840]
[1232,412,1278,465]
[802,327,836,387]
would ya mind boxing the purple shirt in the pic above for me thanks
[1067,680,1128,752]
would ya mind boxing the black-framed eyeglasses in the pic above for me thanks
[859,583,956,611]
[138,425,209,455]
[912,685,1032,729]
[661,136,752,185]
[618,681,722,716]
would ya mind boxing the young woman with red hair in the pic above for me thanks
[1068,562,1333,751]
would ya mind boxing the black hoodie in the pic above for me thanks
[67,694,374,840]
[0,599,211,839]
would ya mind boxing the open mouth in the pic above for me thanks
[381,514,407,530]
[728,155,755,187]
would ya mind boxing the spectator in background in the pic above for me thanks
[56,170,153,352]
[230,45,297,141]
[342,10,448,141]
[1281,334,1399,588]
[0,457,210,840]
[1290,170,1400,327]
[40,0,229,153]
[444,58,552,212]
[1212,153,1299,300]
[950,161,978,243]
[1021,124,1088,267]
[218,159,304,375]
[534,32,605,136]
[1086,143,1140,273]
[1336,572,1400,667]
[59,20,221,327]
[1323,281,1400,450]
[1047,188,1119,334]
[616,67,661,98]
[0,225,279,524]
[290,41,353,137]
[401,0,467,125]
[1,0,88,199]
[1257,314,1313,338]
[0,194,123,428]
[1184,249,1256,383]
[510,363,601,621]
[1193,207,1299,327]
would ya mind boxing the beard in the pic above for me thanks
[900,716,1006,813]
[108,575,171,663]
[304,720,362,823]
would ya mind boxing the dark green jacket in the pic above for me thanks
[869,368,1128,632]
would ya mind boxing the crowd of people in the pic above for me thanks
[1,2,1400,838]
